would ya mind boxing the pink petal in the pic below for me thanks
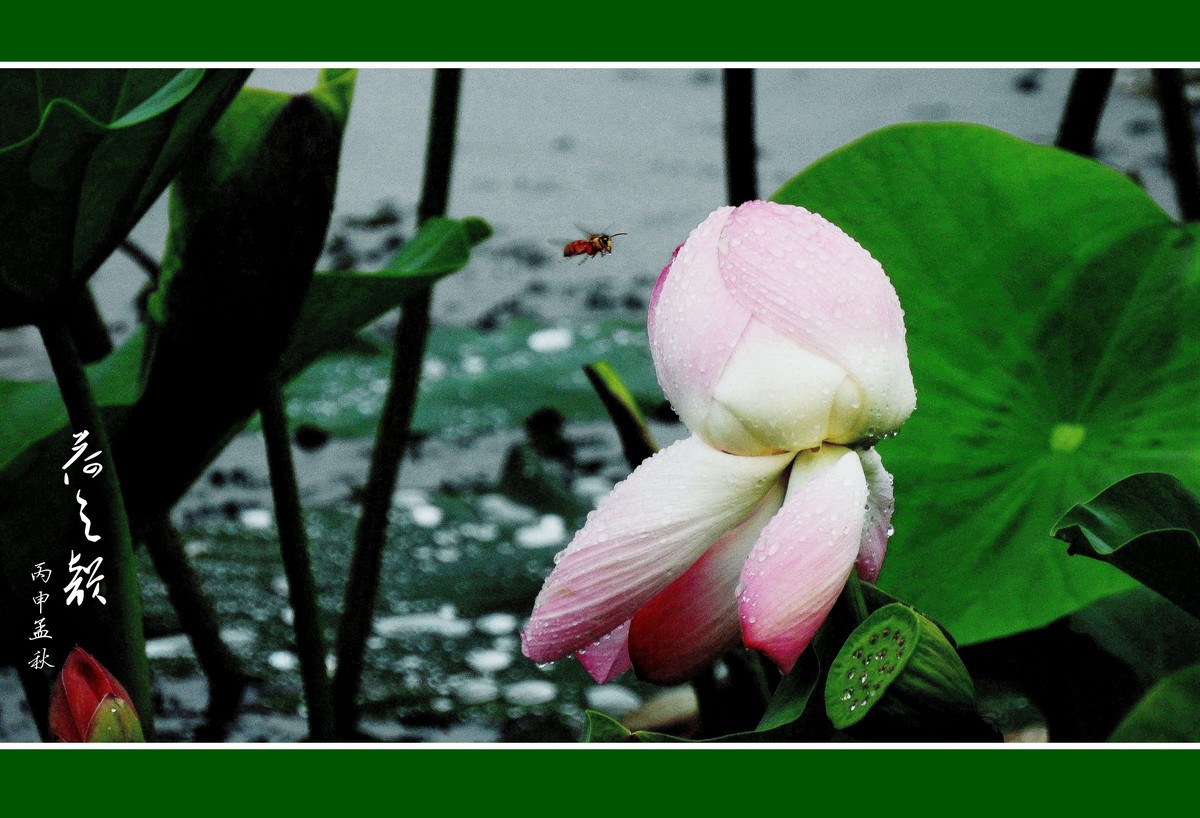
[576,621,632,683]
[855,448,895,583]
[718,201,916,443]
[646,242,684,339]
[647,206,753,443]
[521,436,795,664]
[739,445,868,673]
[629,481,786,684]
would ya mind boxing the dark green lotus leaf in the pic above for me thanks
[0,68,249,328]
[1071,588,1200,690]
[774,123,1200,645]
[125,69,358,520]
[1055,473,1200,620]
[1108,662,1200,742]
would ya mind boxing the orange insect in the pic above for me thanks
[562,230,628,263]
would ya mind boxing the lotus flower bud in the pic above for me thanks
[648,201,915,456]
[49,646,144,743]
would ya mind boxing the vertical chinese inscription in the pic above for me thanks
[61,430,107,607]
[29,563,54,670]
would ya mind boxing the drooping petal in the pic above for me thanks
[719,201,916,443]
[629,480,786,684]
[647,206,753,440]
[739,445,868,673]
[855,448,895,583]
[576,621,632,683]
[521,435,794,664]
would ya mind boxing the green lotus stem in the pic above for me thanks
[260,376,335,741]
[724,68,758,205]
[1152,69,1200,222]
[333,68,462,737]
[1055,68,1115,157]
[38,319,154,737]
[141,514,247,738]
[65,286,113,364]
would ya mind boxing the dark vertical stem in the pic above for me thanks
[1153,68,1200,222]
[417,69,462,224]
[37,320,154,736]
[1055,68,1116,157]
[119,238,162,282]
[332,68,463,737]
[723,68,758,205]
[65,286,113,364]
[260,376,335,741]
[141,515,247,738]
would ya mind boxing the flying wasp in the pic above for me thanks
[560,229,628,264]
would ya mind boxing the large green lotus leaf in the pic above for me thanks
[773,123,1200,645]
[0,68,250,328]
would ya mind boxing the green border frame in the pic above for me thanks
[3,747,1196,810]
[3,5,1197,810]
[4,3,1199,61]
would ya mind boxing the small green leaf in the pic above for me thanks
[1109,663,1200,742]
[580,710,633,742]
[462,216,493,246]
[583,361,658,469]
[1054,473,1200,620]
[756,648,820,732]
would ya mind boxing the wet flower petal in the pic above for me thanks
[521,436,794,664]
[739,446,868,673]
[576,621,633,684]
[629,481,786,684]
[855,448,895,583]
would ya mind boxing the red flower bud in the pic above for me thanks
[49,646,144,743]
